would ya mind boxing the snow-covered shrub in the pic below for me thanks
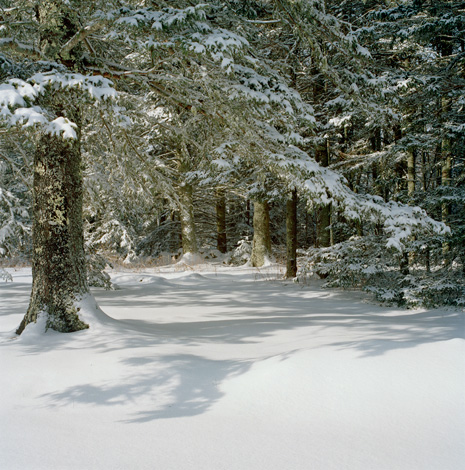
[399,271,465,308]
[298,235,464,308]
[86,252,113,290]
[230,236,252,265]
[0,267,12,282]
[85,217,138,263]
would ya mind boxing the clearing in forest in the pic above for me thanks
[0,263,464,470]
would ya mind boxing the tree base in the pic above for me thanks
[17,302,89,335]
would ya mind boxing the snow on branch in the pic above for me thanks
[270,147,449,250]
[229,65,315,124]
[110,4,208,29]
[187,28,249,56]
[31,72,116,101]
[0,72,116,138]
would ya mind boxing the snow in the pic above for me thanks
[0,73,116,136]
[0,264,464,470]
[11,106,48,127]
[0,84,27,108]
[45,117,77,139]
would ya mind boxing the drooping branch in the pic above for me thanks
[0,38,43,59]
[84,59,224,120]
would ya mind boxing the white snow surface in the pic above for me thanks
[1,264,464,470]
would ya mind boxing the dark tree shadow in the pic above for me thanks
[1,269,464,422]
[41,354,250,423]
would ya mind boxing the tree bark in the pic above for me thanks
[15,1,95,335]
[407,148,416,200]
[17,123,89,334]
[441,136,452,258]
[405,148,417,271]
[179,182,198,255]
[216,189,227,253]
[285,189,298,278]
[246,199,251,228]
[441,141,452,223]
[251,200,272,267]
[316,139,332,247]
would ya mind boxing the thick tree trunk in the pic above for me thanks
[17,127,89,334]
[251,200,272,267]
[216,189,227,253]
[179,182,198,255]
[285,190,298,278]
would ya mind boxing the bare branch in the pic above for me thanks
[60,22,105,58]
[246,19,281,24]
[0,151,31,189]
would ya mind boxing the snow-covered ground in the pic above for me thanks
[1,264,464,470]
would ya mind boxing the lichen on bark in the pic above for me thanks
[17,104,89,334]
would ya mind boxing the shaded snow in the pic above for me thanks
[0,264,464,470]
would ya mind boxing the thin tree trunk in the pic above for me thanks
[179,182,198,255]
[316,138,331,247]
[251,200,272,267]
[17,125,89,334]
[285,189,298,278]
[404,148,418,270]
[407,148,416,199]
[441,143,452,223]
[441,138,452,258]
[216,189,227,253]
[318,205,331,248]
[393,125,407,196]
[420,151,431,272]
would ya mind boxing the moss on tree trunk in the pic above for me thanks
[17,123,89,334]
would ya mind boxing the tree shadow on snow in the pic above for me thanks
[91,273,465,357]
[3,270,464,422]
[39,353,249,423]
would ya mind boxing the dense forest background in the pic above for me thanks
[1,0,464,312]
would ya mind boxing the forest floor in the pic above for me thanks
[0,263,464,470]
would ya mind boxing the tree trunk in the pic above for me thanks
[441,142,452,224]
[420,151,431,271]
[316,138,332,247]
[318,205,331,248]
[407,148,416,200]
[216,189,227,253]
[285,190,298,278]
[17,126,89,334]
[251,200,272,267]
[179,182,198,255]
[246,199,251,228]
[441,137,452,258]
[405,148,417,270]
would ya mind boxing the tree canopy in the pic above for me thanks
[1,0,464,329]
